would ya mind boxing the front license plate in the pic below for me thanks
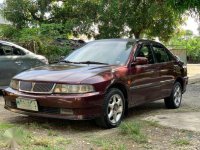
[16,97,38,111]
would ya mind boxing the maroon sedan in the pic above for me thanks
[3,39,188,128]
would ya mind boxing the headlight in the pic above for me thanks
[54,84,95,94]
[10,80,19,90]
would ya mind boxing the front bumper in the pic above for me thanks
[3,88,104,120]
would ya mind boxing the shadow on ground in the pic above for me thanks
[4,100,166,132]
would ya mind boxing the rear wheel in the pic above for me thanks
[164,82,182,109]
[95,88,125,128]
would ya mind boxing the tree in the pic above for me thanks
[167,0,200,14]
[167,33,200,63]
[1,0,99,37]
[1,0,53,29]
[50,0,99,37]
[1,0,199,41]
[185,30,194,36]
[96,0,183,41]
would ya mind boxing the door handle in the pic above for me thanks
[15,61,23,65]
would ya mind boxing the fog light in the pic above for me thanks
[60,108,73,115]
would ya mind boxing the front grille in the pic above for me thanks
[33,82,55,93]
[19,81,55,94]
[20,81,32,91]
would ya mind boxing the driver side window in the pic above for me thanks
[136,45,154,64]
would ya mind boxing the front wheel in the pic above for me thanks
[95,88,125,128]
[164,82,182,109]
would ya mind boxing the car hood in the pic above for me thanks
[14,63,116,83]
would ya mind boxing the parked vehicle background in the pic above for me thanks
[0,40,48,89]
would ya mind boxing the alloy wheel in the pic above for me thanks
[107,94,123,124]
[173,84,182,106]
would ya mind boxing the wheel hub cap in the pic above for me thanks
[174,85,182,106]
[108,94,123,124]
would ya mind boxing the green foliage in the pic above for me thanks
[0,127,30,149]
[91,138,127,150]
[167,35,200,63]
[167,0,200,14]
[0,24,72,62]
[0,123,15,131]
[0,122,72,150]
[119,122,147,143]
[0,24,19,39]
[1,0,53,29]
[173,138,190,146]
[1,0,184,41]
[96,0,183,41]
[1,0,199,60]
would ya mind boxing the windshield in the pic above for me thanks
[64,40,134,65]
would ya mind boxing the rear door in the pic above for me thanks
[151,44,175,98]
[129,43,160,106]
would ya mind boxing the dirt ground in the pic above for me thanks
[187,64,200,78]
[0,83,200,150]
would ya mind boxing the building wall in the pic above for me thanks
[170,49,187,64]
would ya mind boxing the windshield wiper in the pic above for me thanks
[77,61,108,65]
[60,60,75,64]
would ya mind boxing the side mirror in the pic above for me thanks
[131,57,148,66]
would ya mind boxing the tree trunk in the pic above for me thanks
[134,32,140,39]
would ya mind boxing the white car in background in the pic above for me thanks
[0,40,48,89]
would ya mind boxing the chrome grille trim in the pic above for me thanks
[19,81,55,94]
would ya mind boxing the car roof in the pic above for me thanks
[0,40,33,53]
[91,38,163,46]
[0,40,20,47]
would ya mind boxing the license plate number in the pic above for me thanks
[16,97,38,111]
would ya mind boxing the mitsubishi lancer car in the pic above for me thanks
[3,39,188,128]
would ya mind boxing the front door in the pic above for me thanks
[128,44,160,106]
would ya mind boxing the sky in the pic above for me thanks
[183,16,199,35]
[0,0,198,35]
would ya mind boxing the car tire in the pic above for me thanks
[95,88,125,128]
[164,82,182,109]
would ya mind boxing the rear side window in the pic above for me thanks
[0,45,25,56]
[13,47,26,55]
[152,45,171,63]
[1,45,13,55]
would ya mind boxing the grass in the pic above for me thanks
[48,130,58,136]
[0,122,71,150]
[143,120,160,127]
[173,139,190,146]
[25,122,51,130]
[0,123,15,130]
[119,121,147,143]
[31,136,71,149]
[90,138,127,150]
[33,137,52,147]
[0,127,31,149]
[91,138,112,150]
[54,137,71,145]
